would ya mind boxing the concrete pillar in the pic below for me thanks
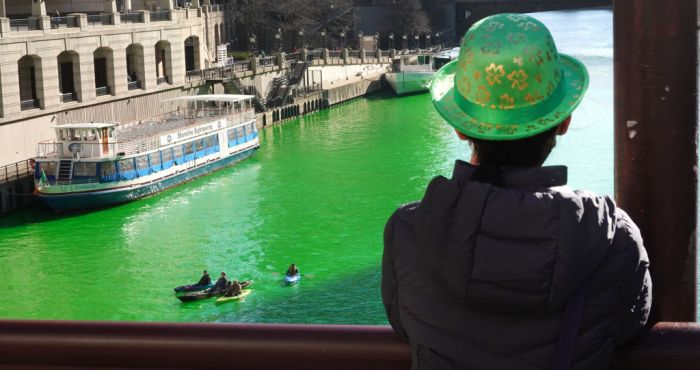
[191,0,200,7]
[0,58,20,116]
[377,49,382,63]
[0,0,5,18]
[124,0,132,12]
[169,39,185,85]
[139,10,150,23]
[104,0,118,13]
[72,13,88,30]
[32,0,47,16]
[342,49,349,64]
[251,57,258,75]
[112,50,128,95]
[360,49,366,64]
[37,56,60,109]
[78,50,96,102]
[276,52,285,69]
[38,15,50,31]
[322,48,329,65]
[141,43,157,89]
[0,18,9,37]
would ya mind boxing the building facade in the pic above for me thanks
[0,0,226,167]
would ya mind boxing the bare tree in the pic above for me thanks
[395,0,430,36]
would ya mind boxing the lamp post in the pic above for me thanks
[374,32,379,50]
[275,28,282,52]
[357,31,363,50]
[414,34,419,49]
[320,29,327,49]
[426,34,431,48]
[340,30,346,49]
[249,34,257,56]
[389,32,394,50]
[402,34,407,50]
[435,31,440,48]
[298,29,304,51]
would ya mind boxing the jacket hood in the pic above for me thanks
[413,161,616,315]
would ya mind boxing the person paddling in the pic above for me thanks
[196,270,211,286]
[286,264,299,276]
[210,272,229,292]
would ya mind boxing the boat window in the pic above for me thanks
[58,130,66,141]
[227,128,236,141]
[38,162,57,177]
[161,148,173,163]
[101,162,116,177]
[87,130,97,141]
[173,145,184,159]
[184,142,194,155]
[149,152,161,167]
[117,158,135,172]
[195,138,205,152]
[68,129,81,141]
[135,156,149,170]
[73,162,97,177]
[208,134,218,148]
[109,128,115,138]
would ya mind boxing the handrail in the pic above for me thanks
[0,159,33,185]
[0,321,697,370]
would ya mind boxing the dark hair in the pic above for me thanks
[469,125,559,186]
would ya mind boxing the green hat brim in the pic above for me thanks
[430,54,589,141]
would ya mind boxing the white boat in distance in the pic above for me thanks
[33,94,259,212]
[385,48,459,96]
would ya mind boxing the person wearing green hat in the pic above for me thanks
[381,13,650,370]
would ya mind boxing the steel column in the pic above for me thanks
[614,0,698,322]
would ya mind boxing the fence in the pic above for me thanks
[9,18,39,32]
[0,160,33,185]
[87,14,111,26]
[150,11,170,22]
[50,16,77,29]
[120,12,142,23]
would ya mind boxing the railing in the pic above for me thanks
[259,56,276,67]
[87,14,111,26]
[0,160,33,185]
[128,81,142,90]
[0,321,697,370]
[232,60,251,72]
[294,83,322,97]
[50,16,77,29]
[365,50,377,59]
[285,52,300,62]
[348,50,360,58]
[37,142,64,158]
[20,99,39,110]
[120,12,142,23]
[9,18,39,32]
[150,11,170,22]
[211,4,223,12]
[60,92,77,102]
[157,76,169,85]
[95,86,111,96]
[329,50,342,58]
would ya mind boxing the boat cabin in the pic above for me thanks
[46,123,117,160]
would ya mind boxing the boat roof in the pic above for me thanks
[162,94,254,103]
[51,123,116,129]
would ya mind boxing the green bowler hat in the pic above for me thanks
[430,13,589,141]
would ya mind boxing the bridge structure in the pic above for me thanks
[455,0,613,38]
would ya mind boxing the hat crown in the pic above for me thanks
[455,14,562,113]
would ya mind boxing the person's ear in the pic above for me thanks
[557,116,571,136]
[455,130,469,141]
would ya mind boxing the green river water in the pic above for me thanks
[0,10,619,324]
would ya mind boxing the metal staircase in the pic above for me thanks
[221,79,267,112]
[57,160,72,184]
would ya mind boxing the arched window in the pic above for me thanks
[126,44,145,90]
[18,55,43,110]
[57,51,80,102]
[93,47,114,96]
[155,40,172,85]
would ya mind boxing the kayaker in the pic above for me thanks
[210,272,228,292]
[196,270,211,286]
[286,264,299,276]
[381,13,651,370]
[225,280,242,297]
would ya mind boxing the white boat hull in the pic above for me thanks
[385,71,436,95]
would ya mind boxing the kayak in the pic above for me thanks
[284,274,301,285]
[215,289,252,304]
[177,280,252,302]
[173,283,214,293]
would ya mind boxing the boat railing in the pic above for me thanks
[37,142,64,158]
[399,64,434,72]
[0,159,33,185]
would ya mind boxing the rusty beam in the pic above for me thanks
[0,321,699,369]
[614,0,698,322]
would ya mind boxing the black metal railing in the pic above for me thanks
[120,12,142,23]
[306,50,322,61]
[232,61,251,72]
[9,18,39,32]
[50,16,77,29]
[150,11,170,22]
[0,160,33,185]
[156,76,169,85]
[60,92,77,102]
[285,52,300,62]
[20,99,39,110]
[87,14,111,26]
[128,81,142,90]
[259,56,276,67]
[95,86,111,96]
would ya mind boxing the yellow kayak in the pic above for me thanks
[215,289,252,304]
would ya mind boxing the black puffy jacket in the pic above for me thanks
[382,161,651,370]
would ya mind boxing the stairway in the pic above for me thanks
[222,79,267,112]
[57,160,72,184]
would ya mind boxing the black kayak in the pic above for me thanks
[173,283,214,293]
[177,280,252,302]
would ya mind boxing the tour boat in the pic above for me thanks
[385,48,459,95]
[33,95,259,212]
